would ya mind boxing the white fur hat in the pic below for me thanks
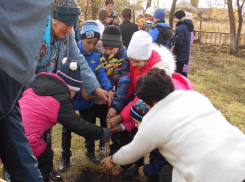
[127,31,153,60]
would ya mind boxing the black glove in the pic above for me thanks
[101,128,111,142]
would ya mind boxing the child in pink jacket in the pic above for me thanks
[19,58,110,182]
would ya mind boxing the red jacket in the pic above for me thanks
[120,50,162,130]
[120,50,193,131]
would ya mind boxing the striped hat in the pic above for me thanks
[130,99,149,122]
[102,25,122,48]
[81,20,100,40]
[57,57,82,91]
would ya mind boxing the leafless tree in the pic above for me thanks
[146,0,152,9]
[169,0,178,29]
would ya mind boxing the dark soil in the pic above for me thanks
[76,168,144,182]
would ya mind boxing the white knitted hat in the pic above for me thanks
[145,7,155,16]
[127,31,153,60]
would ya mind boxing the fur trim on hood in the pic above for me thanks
[152,43,176,77]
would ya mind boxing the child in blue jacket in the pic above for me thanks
[130,100,168,182]
[59,21,112,170]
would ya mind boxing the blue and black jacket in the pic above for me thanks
[72,41,112,110]
[103,46,130,114]
[148,20,172,48]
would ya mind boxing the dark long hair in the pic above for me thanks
[136,67,174,107]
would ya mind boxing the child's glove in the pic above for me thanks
[101,128,110,142]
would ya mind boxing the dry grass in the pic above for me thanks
[1,43,245,181]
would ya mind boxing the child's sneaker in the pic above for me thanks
[99,146,106,156]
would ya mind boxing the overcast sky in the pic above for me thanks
[142,0,226,10]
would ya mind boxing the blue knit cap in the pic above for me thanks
[154,8,165,20]
[57,57,82,91]
[80,20,100,40]
[52,0,81,25]
[130,99,149,122]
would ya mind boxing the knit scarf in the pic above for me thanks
[35,16,61,74]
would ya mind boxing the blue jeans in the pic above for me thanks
[0,105,43,182]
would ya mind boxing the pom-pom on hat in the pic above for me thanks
[52,0,81,25]
[154,8,166,20]
[81,20,100,40]
[127,31,153,60]
[57,57,82,91]
[130,99,149,122]
[173,9,186,20]
[102,25,122,48]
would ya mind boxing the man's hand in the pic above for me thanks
[110,124,122,134]
[138,166,145,176]
[107,114,122,126]
[81,89,92,100]
[94,87,111,106]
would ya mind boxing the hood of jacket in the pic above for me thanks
[152,43,176,75]
[31,72,71,96]
[177,18,194,32]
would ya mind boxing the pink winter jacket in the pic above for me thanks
[19,72,104,157]
[19,88,60,157]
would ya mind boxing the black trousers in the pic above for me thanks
[147,176,159,182]
[159,164,173,182]
[92,104,108,147]
[37,145,53,182]
[176,62,187,78]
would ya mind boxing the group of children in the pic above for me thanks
[54,6,193,182]
[56,5,194,182]
[2,4,195,182]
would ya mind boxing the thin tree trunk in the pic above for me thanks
[146,0,152,9]
[227,0,236,54]
[236,0,244,53]
[169,0,177,30]
[92,0,96,20]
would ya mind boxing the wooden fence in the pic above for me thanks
[194,31,245,46]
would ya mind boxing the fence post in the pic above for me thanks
[198,13,203,41]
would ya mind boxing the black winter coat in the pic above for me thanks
[119,20,138,49]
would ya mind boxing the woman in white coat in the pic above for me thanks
[101,67,245,182]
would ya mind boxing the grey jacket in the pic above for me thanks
[0,0,54,119]
[57,29,100,95]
